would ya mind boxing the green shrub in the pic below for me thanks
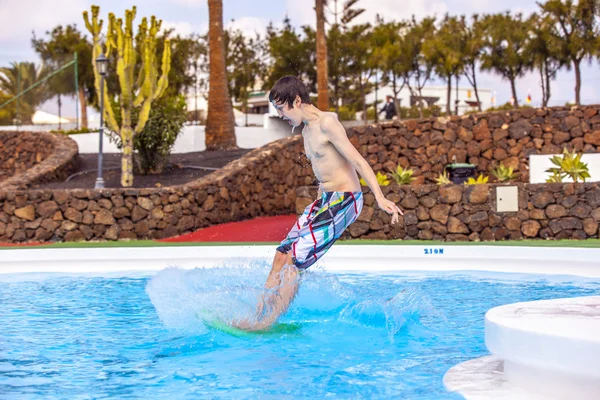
[492,164,519,182]
[360,171,390,186]
[545,147,590,183]
[389,165,415,185]
[109,94,187,174]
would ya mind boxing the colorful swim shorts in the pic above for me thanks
[276,191,364,269]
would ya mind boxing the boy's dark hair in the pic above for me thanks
[269,76,312,108]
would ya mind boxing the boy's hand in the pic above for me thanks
[377,197,404,224]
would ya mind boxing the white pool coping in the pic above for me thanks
[0,244,599,277]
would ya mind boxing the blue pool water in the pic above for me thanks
[1,261,599,399]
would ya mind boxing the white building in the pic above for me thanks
[365,84,495,117]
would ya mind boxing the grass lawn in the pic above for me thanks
[0,238,599,250]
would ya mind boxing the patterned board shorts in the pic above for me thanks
[276,191,364,270]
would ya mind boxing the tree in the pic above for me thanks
[462,15,485,112]
[84,5,171,187]
[265,18,316,91]
[326,0,365,112]
[375,21,406,115]
[343,23,374,122]
[527,12,567,107]
[205,0,237,150]
[226,29,267,125]
[31,24,95,129]
[0,62,52,124]
[480,13,532,108]
[315,0,329,110]
[397,17,436,117]
[538,0,599,104]
[423,15,466,115]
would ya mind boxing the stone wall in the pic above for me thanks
[0,131,79,190]
[348,104,600,183]
[0,137,312,243]
[1,105,600,243]
[296,183,600,241]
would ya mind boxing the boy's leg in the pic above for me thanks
[234,250,300,331]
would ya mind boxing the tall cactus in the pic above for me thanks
[83,5,171,187]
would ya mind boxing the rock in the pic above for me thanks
[41,219,60,232]
[561,195,578,208]
[131,206,149,222]
[545,204,567,219]
[570,203,592,218]
[552,131,571,145]
[592,207,600,221]
[504,217,521,231]
[203,195,215,211]
[70,198,88,211]
[448,216,469,233]
[419,196,436,208]
[469,211,488,223]
[403,211,418,225]
[14,205,35,221]
[135,220,150,236]
[508,120,533,139]
[60,220,79,231]
[532,192,555,208]
[349,222,369,237]
[430,204,451,224]
[177,216,195,231]
[521,220,541,237]
[559,217,582,230]
[94,209,116,225]
[530,209,546,220]
[585,189,600,208]
[473,120,491,141]
[64,208,83,223]
[98,199,113,209]
[24,218,42,230]
[151,208,165,220]
[457,127,473,142]
[467,185,489,204]
[104,225,121,241]
[583,131,600,146]
[357,207,374,222]
[400,193,419,209]
[583,218,599,236]
[82,211,94,225]
[64,230,86,242]
[480,227,494,241]
[418,230,433,240]
[137,197,154,211]
[439,185,462,204]
[34,227,52,241]
[563,116,579,130]
[113,206,131,219]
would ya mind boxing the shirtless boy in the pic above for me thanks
[234,76,403,331]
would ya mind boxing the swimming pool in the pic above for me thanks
[2,259,599,399]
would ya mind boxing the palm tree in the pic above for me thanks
[205,0,237,150]
[0,62,52,124]
[315,0,329,110]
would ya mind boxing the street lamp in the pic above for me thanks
[95,54,109,189]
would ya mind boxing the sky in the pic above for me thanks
[1,0,599,117]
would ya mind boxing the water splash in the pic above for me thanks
[146,262,435,338]
[145,260,271,334]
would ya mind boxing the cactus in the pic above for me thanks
[83,5,171,187]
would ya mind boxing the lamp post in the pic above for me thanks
[95,54,108,189]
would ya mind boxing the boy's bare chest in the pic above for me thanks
[302,130,329,160]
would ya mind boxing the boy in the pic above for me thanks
[234,76,403,331]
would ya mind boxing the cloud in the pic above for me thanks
[0,0,86,49]
[225,16,269,37]
[162,21,206,37]
[168,0,204,7]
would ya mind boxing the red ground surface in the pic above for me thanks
[0,215,298,246]
[158,214,297,243]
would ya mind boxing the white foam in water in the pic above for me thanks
[146,261,435,337]
[146,260,272,333]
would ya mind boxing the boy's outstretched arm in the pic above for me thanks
[321,115,404,224]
